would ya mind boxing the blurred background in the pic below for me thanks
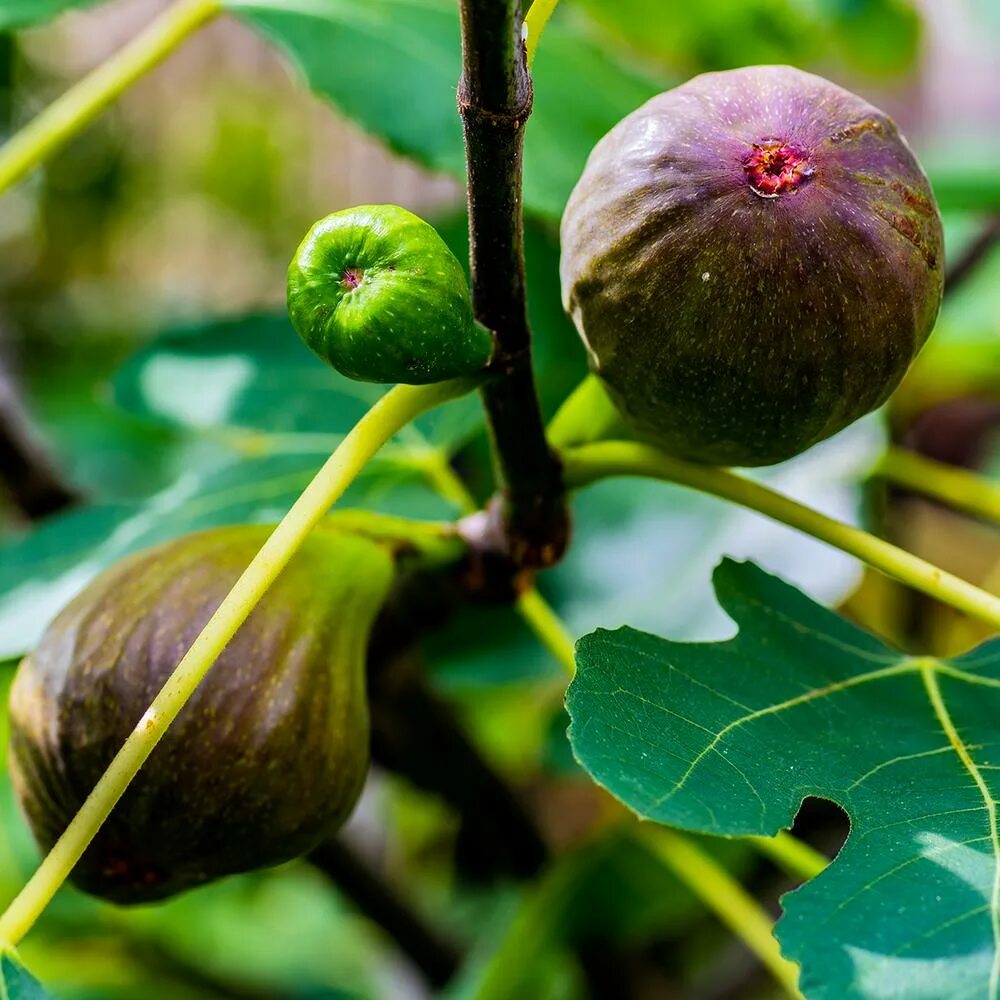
[0,0,998,997]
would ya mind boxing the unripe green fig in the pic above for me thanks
[8,525,394,903]
[287,204,493,385]
[560,65,944,467]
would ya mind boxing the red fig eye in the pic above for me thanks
[341,266,364,290]
[743,141,814,197]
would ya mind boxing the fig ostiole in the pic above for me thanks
[8,524,395,904]
[287,204,494,385]
[560,65,944,467]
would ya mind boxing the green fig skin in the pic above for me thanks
[288,204,493,385]
[560,65,944,467]
[8,525,394,904]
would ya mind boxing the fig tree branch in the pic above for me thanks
[946,215,1000,296]
[309,838,462,989]
[458,0,569,570]
[0,362,78,519]
[561,440,1000,631]
[367,630,549,882]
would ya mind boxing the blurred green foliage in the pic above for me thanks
[573,0,921,77]
[0,0,996,996]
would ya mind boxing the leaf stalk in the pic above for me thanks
[562,440,1000,632]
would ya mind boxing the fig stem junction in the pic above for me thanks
[0,377,479,949]
[415,438,577,676]
[546,373,624,449]
[0,0,221,198]
[523,0,560,67]
[561,440,1000,632]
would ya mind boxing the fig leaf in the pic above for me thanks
[569,559,1000,1000]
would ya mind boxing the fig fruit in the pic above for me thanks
[8,524,394,903]
[560,65,944,467]
[287,204,493,385]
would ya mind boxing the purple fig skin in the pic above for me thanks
[8,525,393,904]
[560,65,944,467]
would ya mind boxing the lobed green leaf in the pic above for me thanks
[569,559,1000,999]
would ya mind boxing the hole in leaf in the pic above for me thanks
[790,795,850,860]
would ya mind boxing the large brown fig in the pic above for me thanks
[560,65,944,466]
[8,524,394,904]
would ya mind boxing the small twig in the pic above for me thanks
[309,838,462,989]
[0,360,79,519]
[367,637,549,882]
[638,828,802,997]
[875,447,1000,525]
[458,0,568,569]
[946,215,1000,296]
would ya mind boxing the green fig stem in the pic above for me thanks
[561,440,1000,631]
[747,832,829,882]
[637,827,803,997]
[514,588,576,677]
[546,374,625,450]
[0,0,221,198]
[875,447,1000,525]
[0,378,477,949]
[524,0,560,66]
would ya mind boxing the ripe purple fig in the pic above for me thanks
[8,525,394,903]
[560,65,944,467]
